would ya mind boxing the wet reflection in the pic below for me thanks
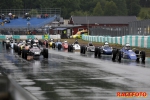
[78,51,150,68]
[0,43,150,100]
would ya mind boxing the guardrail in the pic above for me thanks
[0,35,61,40]
[8,75,38,100]
[82,35,150,48]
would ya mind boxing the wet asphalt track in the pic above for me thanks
[0,43,150,100]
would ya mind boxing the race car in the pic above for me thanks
[29,44,41,56]
[112,43,146,62]
[22,43,48,60]
[94,42,113,57]
[80,42,95,54]
[16,40,26,55]
[86,42,95,52]
[2,37,17,49]
[100,42,113,55]
[3,38,11,49]
[68,40,80,52]
[62,41,68,49]
[53,40,62,50]
[49,38,55,47]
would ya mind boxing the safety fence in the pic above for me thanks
[82,35,150,49]
[0,35,60,40]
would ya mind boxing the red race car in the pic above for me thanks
[62,41,68,49]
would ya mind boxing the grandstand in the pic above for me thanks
[0,15,57,29]
[0,8,61,35]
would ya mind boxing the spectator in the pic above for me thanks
[8,13,13,20]
[3,18,10,23]
[45,14,48,18]
[1,14,5,20]
[13,15,18,19]
[27,17,30,21]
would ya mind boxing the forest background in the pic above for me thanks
[0,0,150,19]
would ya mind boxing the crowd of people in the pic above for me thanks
[0,12,49,23]
[0,13,19,25]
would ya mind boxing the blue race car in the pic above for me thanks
[100,42,112,55]
[54,40,62,50]
[112,43,146,62]
[95,42,113,57]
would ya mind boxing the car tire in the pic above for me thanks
[2,41,4,46]
[70,45,73,52]
[135,50,139,62]
[14,45,16,52]
[98,48,101,58]
[95,47,98,57]
[117,51,121,62]
[18,47,21,55]
[24,50,28,60]
[52,43,55,49]
[46,42,48,48]
[6,44,9,50]
[83,46,86,54]
[112,49,117,61]
[22,49,24,58]
[43,49,48,58]
[68,45,71,52]
[80,46,83,54]
[14,45,17,52]
[58,44,62,50]
[16,46,18,52]
[141,51,145,62]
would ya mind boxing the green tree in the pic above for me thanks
[139,11,146,19]
[98,0,107,11]
[126,0,141,16]
[129,2,141,16]
[113,0,127,15]
[93,2,103,16]
[71,10,89,16]
[104,1,118,16]
[12,0,23,9]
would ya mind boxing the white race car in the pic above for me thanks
[72,43,80,50]
[86,42,95,52]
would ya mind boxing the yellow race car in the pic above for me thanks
[49,38,55,47]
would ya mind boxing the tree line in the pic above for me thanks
[0,0,149,19]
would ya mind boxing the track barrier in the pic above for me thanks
[82,35,150,48]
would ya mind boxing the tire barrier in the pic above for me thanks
[82,35,150,49]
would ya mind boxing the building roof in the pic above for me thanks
[71,16,137,24]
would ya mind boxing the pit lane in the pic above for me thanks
[0,44,150,100]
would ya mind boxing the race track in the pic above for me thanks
[0,43,150,100]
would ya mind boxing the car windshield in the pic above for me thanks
[64,42,68,45]
[33,45,37,48]
[103,45,110,49]
[125,46,131,50]
[89,43,93,46]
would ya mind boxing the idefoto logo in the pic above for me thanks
[117,92,148,98]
